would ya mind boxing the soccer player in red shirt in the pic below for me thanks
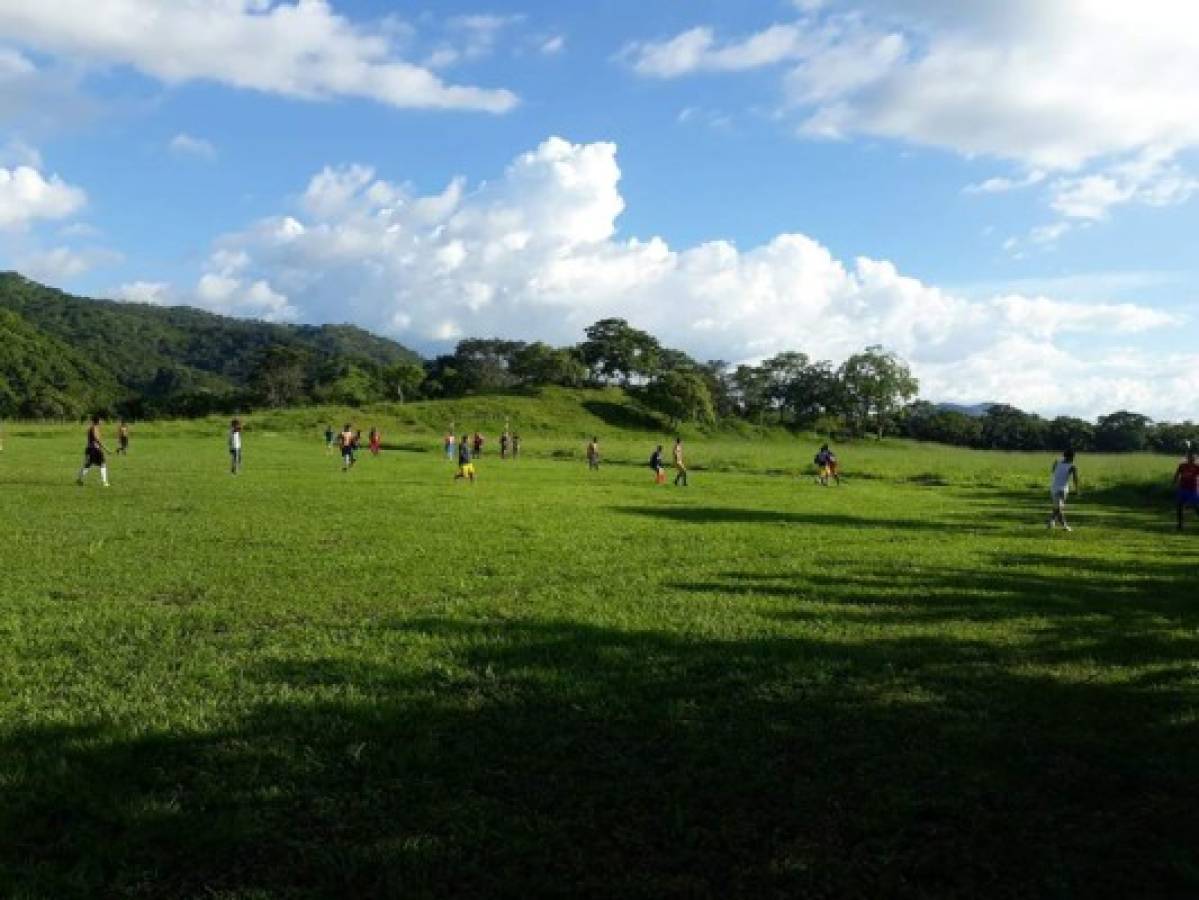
[1172,450,1199,531]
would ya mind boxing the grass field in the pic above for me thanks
[1,405,1196,898]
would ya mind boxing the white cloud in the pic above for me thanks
[624,24,808,78]
[539,35,566,56]
[1049,146,1199,221]
[193,247,296,321]
[169,133,217,161]
[0,165,86,229]
[964,170,1045,195]
[424,13,523,69]
[0,138,42,169]
[114,280,173,305]
[176,136,1188,418]
[626,1,1199,231]
[17,244,121,282]
[0,1,518,114]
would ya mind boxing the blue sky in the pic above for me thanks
[0,0,1196,418]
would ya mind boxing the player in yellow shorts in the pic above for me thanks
[455,433,476,482]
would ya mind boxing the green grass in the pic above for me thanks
[1,406,1196,898]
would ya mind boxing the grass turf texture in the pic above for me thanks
[1,406,1196,898]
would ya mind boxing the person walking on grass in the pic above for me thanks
[650,444,666,484]
[587,436,601,471]
[369,427,382,456]
[324,424,334,453]
[455,433,476,483]
[1047,449,1080,531]
[512,433,521,459]
[1173,449,1199,531]
[76,415,110,487]
[229,418,243,475]
[338,423,356,472]
[473,431,484,458]
[444,431,456,461]
[673,437,688,487]
[117,420,130,455]
[500,430,510,460]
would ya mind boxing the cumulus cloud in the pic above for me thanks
[0,0,517,114]
[17,244,121,282]
[114,280,173,305]
[628,1,1199,232]
[0,164,86,229]
[170,136,1188,418]
[169,133,217,161]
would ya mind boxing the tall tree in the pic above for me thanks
[1095,411,1152,452]
[578,318,661,385]
[641,370,716,429]
[251,346,310,408]
[510,342,588,387]
[838,346,918,438]
[382,360,426,404]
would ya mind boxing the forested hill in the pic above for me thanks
[0,272,422,418]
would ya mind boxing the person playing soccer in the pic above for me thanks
[650,444,666,484]
[324,424,334,453]
[76,415,110,487]
[229,418,243,475]
[473,431,484,458]
[673,437,688,487]
[1173,450,1199,531]
[1048,449,1080,531]
[369,427,382,456]
[455,433,476,483]
[338,423,356,472]
[814,444,840,486]
[587,436,600,471]
[500,430,510,460]
[444,431,456,461]
[512,433,521,458]
[117,420,130,455]
[825,445,841,485]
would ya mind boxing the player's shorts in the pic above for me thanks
[85,446,105,466]
[458,463,476,478]
[820,465,832,478]
[1178,488,1199,506]
[1052,489,1068,506]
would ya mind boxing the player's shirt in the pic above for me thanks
[1051,460,1075,494]
[87,425,101,450]
[459,444,472,465]
[339,430,354,451]
[1176,461,1199,492]
[673,446,685,466]
[650,450,663,468]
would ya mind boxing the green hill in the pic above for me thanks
[0,272,421,418]
[0,308,124,418]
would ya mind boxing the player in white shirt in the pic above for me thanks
[229,418,243,475]
[1047,450,1080,531]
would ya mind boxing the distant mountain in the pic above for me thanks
[0,272,422,418]
[935,402,996,418]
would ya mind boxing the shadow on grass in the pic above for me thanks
[614,504,989,533]
[3,582,1197,898]
[582,399,662,432]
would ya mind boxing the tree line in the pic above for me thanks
[1,271,1193,451]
